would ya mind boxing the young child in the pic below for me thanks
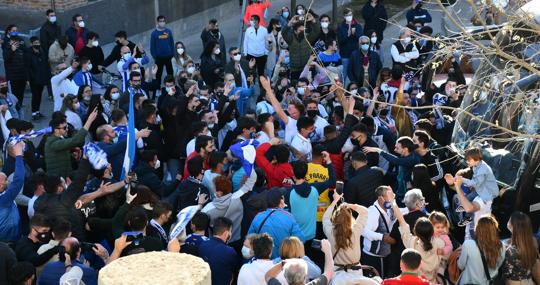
[429,211,453,276]
[444,147,498,226]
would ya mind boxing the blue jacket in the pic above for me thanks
[65,27,89,49]
[248,208,305,258]
[0,156,25,241]
[380,151,420,199]
[73,70,96,88]
[150,28,174,58]
[198,237,239,285]
[39,261,97,285]
[406,8,432,24]
[336,20,363,59]
[97,138,127,179]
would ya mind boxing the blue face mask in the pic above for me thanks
[361,44,370,51]
[284,57,290,65]
[249,132,256,139]
[383,201,393,209]
[282,11,289,18]
[9,31,18,37]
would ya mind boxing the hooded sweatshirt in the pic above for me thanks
[202,170,257,243]
[284,164,336,240]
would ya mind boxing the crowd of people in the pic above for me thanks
[0,0,539,285]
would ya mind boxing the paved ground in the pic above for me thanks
[3,0,471,130]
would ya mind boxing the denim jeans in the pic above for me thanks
[165,159,180,182]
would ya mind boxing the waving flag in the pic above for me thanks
[7,127,52,144]
[83,143,108,170]
[230,139,260,176]
[169,205,199,240]
[121,87,137,179]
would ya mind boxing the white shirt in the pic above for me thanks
[256,101,274,115]
[243,26,269,57]
[51,67,79,111]
[237,259,275,285]
[290,133,312,161]
[65,110,82,130]
[363,202,408,257]
[284,116,298,145]
[257,131,270,144]
[312,116,329,143]
[318,104,329,119]
[391,42,419,63]
[27,195,39,218]
[465,196,492,240]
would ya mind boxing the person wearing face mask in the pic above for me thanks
[349,36,382,88]
[4,34,28,111]
[315,14,336,52]
[225,47,257,88]
[391,28,419,72]
[265,19,282,76]
[366,29,382,55]
[60,94,83,130]
[201,19,227,64]
[137,104,163,153]
[26,37,51,120]
[48,35,75,75]
[305,99,329,143]
[362,0,388,43]
[237,233,275,285]
[243,0,271,28]
[102,30,138,68]
[0,141,26,242]
[200,41,225,87]
[73,57,98,90]
[362,186,408,278]
[278,6,291,27]
[117,45,150,92]
[150,15,175,83]
[406,0,432,26]
[337,8,363,85]
[15,214,59,267]
[135,150,180,198]
[40,9,62,58]
[295,4,307,17]
[79,32,104,78]
[198,217,240,285]
[171,41,193,77]
[282,14,320,80]
[243,15,269,77]
[65,14,89,55]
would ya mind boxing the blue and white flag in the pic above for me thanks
[169,205,199,240]
[229,139,260,176]
[8,126,52,145]
[121,87,137,179]
[83,143,109,170]
[113,125,128,138]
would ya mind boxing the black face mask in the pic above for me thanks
[179,77,188,85]
[379,108,389,117]
[36,231,52,244]
[275,27,282,32]
[351,138,360,146]
[279,71,288,78]
[0,87,8,95]
[307,109,318,118]
[415,4,422,10]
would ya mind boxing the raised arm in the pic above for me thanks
[260,76,288,124]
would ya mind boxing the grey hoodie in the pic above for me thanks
[202,170,257,242]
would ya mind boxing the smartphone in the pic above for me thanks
[311,239,321,250]
[81,242,97,252]
[195,63,201,70]
[335,181,344,195]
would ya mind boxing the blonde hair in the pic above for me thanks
[429,211,450,233]
[279,236,305,259]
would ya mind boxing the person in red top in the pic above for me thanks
[255,139,294,188]
[243,0,272,27]
[382,249,430,285]
[183,135,215,180]
[65,14,89,55]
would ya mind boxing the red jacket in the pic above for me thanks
[183,151,210,180]
[382,273,430,285]
[255,143,294,188]
[243,0,271,27]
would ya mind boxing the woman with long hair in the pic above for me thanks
[458,215,505,285]
[60,94,83,130]
[501,211,538,285]
[171,41,192,77]
[322,191,370,285]
[102,85,120,115]
[412,164,445,213]
[200,40,224,87]
[76,84,92,118]
[85,94,109,140]
[392,193,445,283]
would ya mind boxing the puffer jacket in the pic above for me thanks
[202,171,256,243]
[33,159,90,240]
[25,47,52,85]
[281,20,320,72]
[4,43,27,81]
[0,156,25,241]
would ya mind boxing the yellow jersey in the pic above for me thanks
[306,163,330,222]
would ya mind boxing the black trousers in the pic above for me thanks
[154,56,173,85]
[30,82,45,113]
[9,79,26,110]
[247,54,267,76]
[361,253,389,278]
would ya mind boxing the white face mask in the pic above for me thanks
[297,9,304,15]
[177,48,184,55]
[166,86,174,94]
[241,246,252,259]
[123,53,132,61]
[156,114,162,124]
[214,48,221,55]
[154,159,161,169]
[73,102,80,110]
[233,54,241,61]
[111,92,120,100]
[321,22,329,29]
[403,37,412,44]
[250,20,255,27]
[86,63,93,71]
[345,15,353,22]
[297,87,305,95]
[78,21,85,28]
[132,69,141,74]
[371,36,377,44]
[49,16,57,23]
[187,66,196,74]
[350,89,358,95]
[158,22,166,28]
[92,40,99,47]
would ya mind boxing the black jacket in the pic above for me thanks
[102,41,136,67]
[344,165,384,207]
[0,242,16,284]
[138,121,164,158]
[362,2,388,36]
[135,161,178,198]
[33,160,91,241]
[25,47,51,85]
[348,49,382,88]
[79,46,105,74]
[200,54,224,87]
[4,43,27,81]
[40,21,62,53]
[15,237,58,267]
[166,178,209,214]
